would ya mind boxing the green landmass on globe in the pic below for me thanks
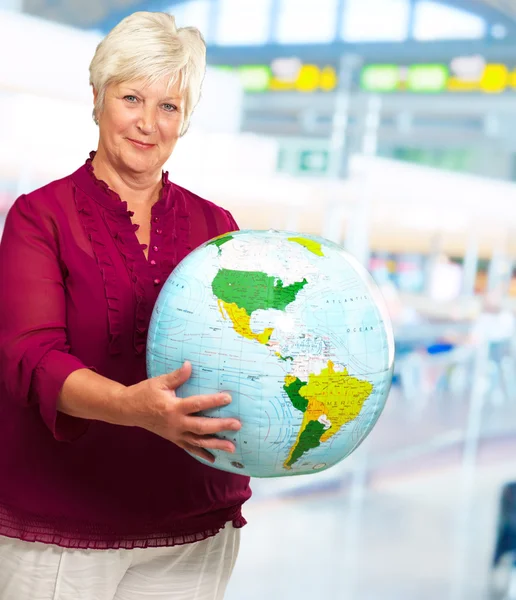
[212,268,307,345]
[207,233,234,252]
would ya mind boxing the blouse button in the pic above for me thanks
[156,229,163,235]
[154,278,161,286]
[153,217,160,223]
[153,246,159,252]
[150,259,157,266]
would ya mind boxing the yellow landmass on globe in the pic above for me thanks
[288,237,324,257]
[284,361,373,469]
[217,300,273,345]
[284,375,297,387]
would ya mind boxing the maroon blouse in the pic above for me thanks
[0,154,251,549]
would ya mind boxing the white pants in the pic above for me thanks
[0,525,240,600]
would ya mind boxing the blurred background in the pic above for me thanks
[2,0,516,598]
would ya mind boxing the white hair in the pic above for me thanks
[89,11,206,135]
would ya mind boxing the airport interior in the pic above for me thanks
[2,0,516,598]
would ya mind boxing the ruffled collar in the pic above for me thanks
[83,150,172,214]
[71,153,193,355]
[72,149,192,273]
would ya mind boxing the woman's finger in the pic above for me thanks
[185,415,241,436]
[182,442,216,463]
[159,362,192,391]
[184,433,236,453]
[181,392,232,415]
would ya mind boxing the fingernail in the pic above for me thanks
[230,422,241,431]
[221,394,231,404]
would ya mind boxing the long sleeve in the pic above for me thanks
[224,209,239,232]
[0,194,90,441]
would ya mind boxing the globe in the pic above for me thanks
[147,230,394,478]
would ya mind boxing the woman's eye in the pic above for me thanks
[163,103,177,112]
[124,95,138,103]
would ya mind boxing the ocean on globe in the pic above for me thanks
[147,230,394,478]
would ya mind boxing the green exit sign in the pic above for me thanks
[299,150,329,173]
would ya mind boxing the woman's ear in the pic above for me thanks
[92,87,99,125]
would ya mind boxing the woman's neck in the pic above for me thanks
[91,148,162,207]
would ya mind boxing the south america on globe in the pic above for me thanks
[147,230,394,478]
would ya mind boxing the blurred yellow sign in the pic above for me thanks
[480,64,509,93]
[269,63,338,92]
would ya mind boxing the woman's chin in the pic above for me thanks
[121,152,160,175]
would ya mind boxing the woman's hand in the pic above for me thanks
[119,361,240,463]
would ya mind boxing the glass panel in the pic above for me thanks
[215,0,272,45]
[168,1,211,40]
[276,0,339,44]
[342,0,409,42]
[414,1,486,40]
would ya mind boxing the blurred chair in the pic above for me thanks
[470,302,516,406]
[490,482,516,599]
[395,340,474,411]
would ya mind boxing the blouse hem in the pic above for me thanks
[0,502,246,550]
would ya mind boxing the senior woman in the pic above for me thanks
[0,11,251,600]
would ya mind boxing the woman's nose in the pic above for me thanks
[137,109,157,134]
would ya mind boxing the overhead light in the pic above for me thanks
[450,54,486,80]
[271,57,302,82]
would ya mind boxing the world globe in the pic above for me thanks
[147,230,394,478]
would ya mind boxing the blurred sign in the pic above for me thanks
[361,59,515,94]
[360,65,399,92]
[299,150,329,173]
[216,55,516,94]
[406,65,448,92]
[235,65,272,92]
[391,147,477,173]
[216,63,338,93]
[276,139,330,176]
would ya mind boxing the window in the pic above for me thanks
[276,0,339,44]
[168,1,212,39]
[414,1,486,40]
[342,0,409,42]
[215,0,272,45]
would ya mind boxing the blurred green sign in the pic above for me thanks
[360,65,399,92]
[237,66,271,92]
[276,145,330,177]
[361,64,449,92]
[406,65,449,92]
[299,150,329,173]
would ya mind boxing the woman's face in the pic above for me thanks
[94,75,185,176]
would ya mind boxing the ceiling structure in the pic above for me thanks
[476,0,516,21]
[17,0,516,34]
[20,0,174,29]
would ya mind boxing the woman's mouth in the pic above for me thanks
[127,138,156,150]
